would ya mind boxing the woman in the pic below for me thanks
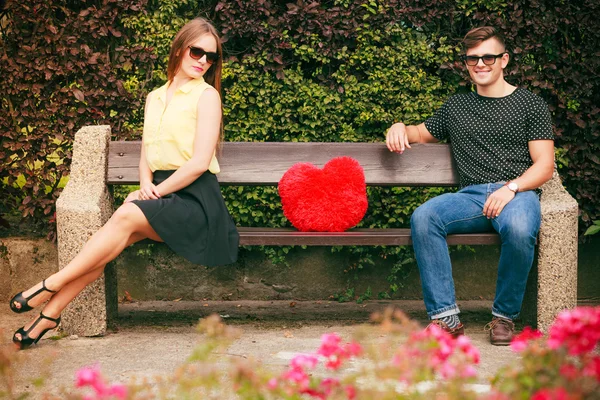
[9,18,239,350]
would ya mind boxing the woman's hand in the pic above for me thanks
[139,182,161,200]
[124,190,140,203]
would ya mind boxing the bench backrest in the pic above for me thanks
[107,141,459,186]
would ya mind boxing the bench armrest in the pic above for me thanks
[539,169,579,214]
[58,125,112,196]
[538,168,579,263]
[56,125,113,252]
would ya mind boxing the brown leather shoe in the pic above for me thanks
[486,317,514,346]
[426,319,465,339]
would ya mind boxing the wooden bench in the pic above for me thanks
[56,126,579,336]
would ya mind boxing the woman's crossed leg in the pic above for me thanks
[12,203,162,348]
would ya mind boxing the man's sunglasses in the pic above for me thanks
[188,46,219,64]
[461,52,507,66]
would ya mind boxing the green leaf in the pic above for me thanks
[584,224,600,236]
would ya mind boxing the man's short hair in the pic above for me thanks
[462,26,506,50]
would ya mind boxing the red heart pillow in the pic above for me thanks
[278,157,368,232]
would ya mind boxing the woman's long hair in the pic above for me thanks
[166,17,224,144]
[167,17,222,95]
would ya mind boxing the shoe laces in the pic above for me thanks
[484,317,512,331]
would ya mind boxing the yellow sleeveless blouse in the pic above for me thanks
[143,77,220,174]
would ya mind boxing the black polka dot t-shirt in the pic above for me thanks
[424,88,554,188]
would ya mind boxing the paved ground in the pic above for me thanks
[1,300,521,399]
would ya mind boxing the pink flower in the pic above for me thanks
[455,335,480,363]
[74,366,129,399]
[300,388,326,399]
[75,366,102,388]
[559,363,579,380]
[316,333,361,370]
[455,335,471,347]
[75,365,109,397]
[317,333,342,358]
[345,384,357,400]
[465,346,481,364]
[282,367,310,389]
[438,362,458,379]
[438,340,453,358]
[423,322,444,337]
[583,356,600,382]
[461,365,477,379]
[108,384,128,399]
[290,354,319,370]
[531,387,572,400]
[267,378,279,390]
[401,323,482,381]
[510,326,543,352]
[547,307,600,356]
[344,341,363,357]
[324,355,343,370]
[319,377,340,396]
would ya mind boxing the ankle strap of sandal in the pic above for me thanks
[40,312,61,323]
[42,279,57,293]
[24,279,57,301]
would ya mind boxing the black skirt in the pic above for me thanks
[132,170,239,266]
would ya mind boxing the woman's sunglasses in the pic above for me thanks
[188,46,219,64]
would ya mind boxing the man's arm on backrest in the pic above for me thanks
[386,122,439,154]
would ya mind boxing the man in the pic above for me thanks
[386,26,554,345]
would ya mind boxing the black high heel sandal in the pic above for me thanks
[9,279,57,314]
[12,312,61,350]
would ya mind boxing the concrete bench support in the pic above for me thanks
[56,126,114,337]
[536,172,579,331]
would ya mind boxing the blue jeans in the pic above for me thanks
[410,183,541,320]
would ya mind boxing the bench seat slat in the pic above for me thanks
[237,227,500,246]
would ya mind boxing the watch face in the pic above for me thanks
[508,182,518,192]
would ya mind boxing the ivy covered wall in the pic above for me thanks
[1,0,598,293]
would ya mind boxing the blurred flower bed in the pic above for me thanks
[2,306,598,399]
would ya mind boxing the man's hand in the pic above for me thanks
[386,123,411,154]
[139,182,161,200]
[483,186,516,219]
